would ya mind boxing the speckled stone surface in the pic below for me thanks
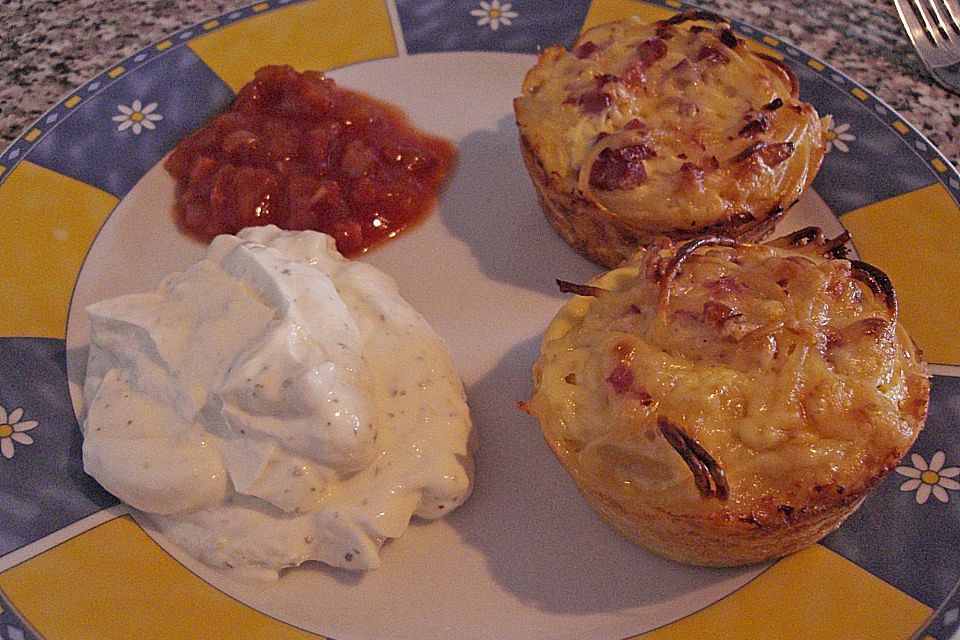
[1,0,958,167]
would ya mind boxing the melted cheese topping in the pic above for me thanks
[82,226,474,579]
[530,242,928,518]
[514,15,826,233]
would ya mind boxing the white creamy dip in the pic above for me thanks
[81,226,475,579]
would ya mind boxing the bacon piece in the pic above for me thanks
[606,363,634,394]
[563,74,619,114]
[570,89,611,114]
[845,317,891,339]
[667,58,693,79]
[706,275,746,295]
[702,300,738,327]
[655,22,676,39]
[607,363,653,404]
[588,144,655,190]
[731,142,763,162]
[757,142,794,167]
[573,41,600,58]
[623,61,647,86]
[738,113,771,137]
[624,118,648,133]
[679,161,705,184]
[636,38,668,65]
[609,341,653,404]
[666,65,698,92]
[825,318,891,356]
[677,157,717,190]
[733,141,794,167]
[696,46,729,64]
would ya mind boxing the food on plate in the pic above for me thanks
[523,229,928,566]
[165,65,455,257]
[513,10,827,268]
[81,226,474,579]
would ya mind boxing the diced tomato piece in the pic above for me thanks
[322,218,364,256]
[221,130,261,165]
[210,166,281,232]
[166,65,454,255]
[187,156,219,196]
[339,139,379,179]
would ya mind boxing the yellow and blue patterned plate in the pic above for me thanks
[1,0,959,638]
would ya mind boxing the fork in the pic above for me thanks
[894,0,960,94]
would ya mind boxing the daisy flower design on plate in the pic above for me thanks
[112,99,163,135]
[470,0,517,31]
[0,405,38,459]
[896,451,960,504]
[825,119,855,153]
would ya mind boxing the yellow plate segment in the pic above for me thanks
[582,0,783,59]
[189,0,398,92]
[0,161,117,339]
[841,183,960,367]
[633,544,930,639]
[0,516,322,639]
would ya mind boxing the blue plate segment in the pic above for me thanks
[0,591,39,640]
[797,60,938,216]
[396,0,592,53]
[0,338,117,558]
[25,46,235,198]
[822,374,960,609]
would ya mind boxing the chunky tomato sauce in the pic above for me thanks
[164,65,455,256]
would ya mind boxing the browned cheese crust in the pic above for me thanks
[525,230,929,566]
[514,10,827,268]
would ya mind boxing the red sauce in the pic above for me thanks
[164,65,455,256]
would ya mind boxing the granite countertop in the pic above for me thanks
[1,0,958,169]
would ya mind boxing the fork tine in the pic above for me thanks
[928,0,960,56]
[897,0,936,46]
[925,0,956,40]
[896,0,960,90]
[939,0,960,30]
[912,0,945,46]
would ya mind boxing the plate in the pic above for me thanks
[1,1,959,638]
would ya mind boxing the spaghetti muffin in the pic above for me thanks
[514,10,828,267]
[524,229,929,566]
